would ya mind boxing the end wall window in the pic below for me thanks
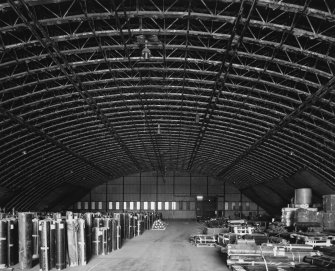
[165,202,169,210]
[143,202,148,210]
[157,202,162,210]
[77,202,81,210]
[115,202,120,210]
[108,202,113,210]
[172,202,176,210]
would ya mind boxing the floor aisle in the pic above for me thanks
[15,220,229,271]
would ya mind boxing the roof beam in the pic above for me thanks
[8,0,142,171]
[0,106,113,181]
[217,74,335,178]
[110,0,167,178]
[187,0,257,170]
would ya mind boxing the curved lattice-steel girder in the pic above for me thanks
[1,0,335,210]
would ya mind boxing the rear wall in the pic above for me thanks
[74,171,266,219]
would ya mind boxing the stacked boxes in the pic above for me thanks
[322,194,335,230]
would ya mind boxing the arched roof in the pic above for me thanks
[0,0,334,210]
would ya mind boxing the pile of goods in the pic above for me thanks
[203,218,229,235]
[227,242,321,268]
[0,211,160,270]
[189,235,217,247]
[152,219,167,230]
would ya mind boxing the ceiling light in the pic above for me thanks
[141,40,151,60]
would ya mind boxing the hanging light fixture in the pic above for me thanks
[141,40,151,60]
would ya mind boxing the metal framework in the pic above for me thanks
[0,0,335,210]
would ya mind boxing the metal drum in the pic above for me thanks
[295,188,312,207]
[7,218,18,266]
[77,219,86,266]
[55,221,66,270]
[39,220,51,271]
[0,220,8,268]
[18,212,33,270]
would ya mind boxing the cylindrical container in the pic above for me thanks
[39,220,51,271]
[7,218,18,266]
[66,211,73,221]
[53,213,62,221]
[111,219,116,252]
[66,219,78,267]
[49,220,56,269]
[32,218,39,259]
[295,188,312,207]
[125,214,130,239]
[93,217,102,228]
[18,212,33,269]
[55,221,66,270]
[101,227,108,255]
[102,219,112,254]
[84,213,93,260]
[77,219,86,266]
[92,227,102,256]
[0,220,8,268]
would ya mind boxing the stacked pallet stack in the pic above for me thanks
[152,219,167,230]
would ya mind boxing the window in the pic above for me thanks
[91,201,95,209]
[179,201,183,210]
[136,202,140,210]
[143,202,148,210]
[129,202,134,210]
[108,202,113,210]
[123,202,127,210]
[115,202,120,210]
[77,202,81,210]
[150,201,155,210]
[98,202,102,210]
[225,202,229,210]
[172,202,176,210]
[165,202,169,210]
[157,202,162,210]
[84,202,88,209]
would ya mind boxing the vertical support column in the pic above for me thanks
[240,191,243,219]
[89,191,92,211]
[123,176,125,212]
[139,171,142,211]
[173,171,175,195]
[105,182,108,212]
[189,172,192,196]
[223,182,226,217]
[156,171,158,205]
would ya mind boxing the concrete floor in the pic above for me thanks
[14,220,229,271]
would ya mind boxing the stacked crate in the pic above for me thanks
[322,194,335,231]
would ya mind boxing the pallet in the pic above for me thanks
[196,243,216,247]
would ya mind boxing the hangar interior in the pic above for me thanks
[0,0,335,270]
